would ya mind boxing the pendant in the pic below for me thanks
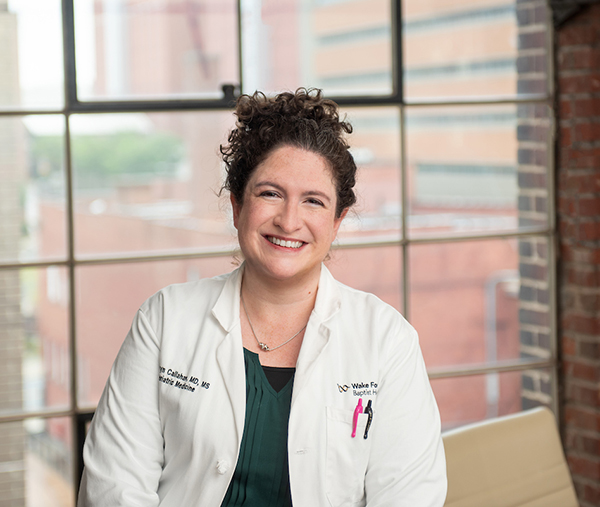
[259,342,271,352]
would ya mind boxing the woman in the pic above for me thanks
[78,89,447,506]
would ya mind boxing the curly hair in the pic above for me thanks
[220,88,357,218]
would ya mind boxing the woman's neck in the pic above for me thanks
[240,264,320,308]
[239,265,319,367]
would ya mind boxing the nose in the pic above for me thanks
[274,201,301,233]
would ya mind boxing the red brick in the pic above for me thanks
[568,172,600,192]
[563,314,599,334]
[561,98,573,118]
[558,195,576,215]
[559,151,573,171]
[562,150,600,170]
[560,73,600,94]
[557,170,570,190]
[562,47,594,71]
[558,10,600,496]
[563,289,578,310]
[580,173,600,192]
[560,221,578,238]
[563,335,578,356]
[565,431,600,457]
[593,50,600,72]
[580,292,600,313]
[573,98,594,117]
[564,360,600,382]
[572,478,586,505]
[559,242,571,260]
[556,197,571,214]
[558,24,595,46]
[564,406,600,432]
[567,382,600,406]
[565,427,579,450]
[560,75,588,95]
[582,435,600,456]
[568,455,600,480]
[561,245,600,264]
[579,198,600,216]
[564,247,600,264]
[560,125,572,147]
[580,341,600,361]
[558,148,574,169]
[574,123,597,143]
[562,312,587,333]
[583,483,600,505]
[579,223,600,241]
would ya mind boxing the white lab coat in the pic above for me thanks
[78,265,446,507]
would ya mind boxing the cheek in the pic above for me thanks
[314,217,340,241]
[237,203,270,232]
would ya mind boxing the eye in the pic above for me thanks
[306,197,325,207]
[259,190,280,198]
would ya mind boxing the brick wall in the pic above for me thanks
[516,0,554,409]
[556,4,600,506]
[0,6,26,507]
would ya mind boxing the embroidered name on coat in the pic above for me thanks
[159,366,209,393]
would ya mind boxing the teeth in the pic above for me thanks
[268,237,303,249]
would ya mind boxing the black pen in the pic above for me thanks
[363,400,373,439]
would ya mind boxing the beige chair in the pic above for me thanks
[442,407,579,507]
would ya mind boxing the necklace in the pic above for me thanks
[240,293,307,352]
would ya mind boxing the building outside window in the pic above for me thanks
[0,0,553,504]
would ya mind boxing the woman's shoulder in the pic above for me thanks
[327,277,421,365]
[333,276,406,322]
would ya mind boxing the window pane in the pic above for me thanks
[0,267,71,415]
[339,107,401,240]
[0,417,74,506]
[403,0,550,100]
[327,245,402,311]
[241,0,393,96]
[406,104,551,239]
[2,0,64,109]
[0,115,67,264]
[410,237,551,370]
[69,111,236,257]
[76,257,235,406]
[432,368,554,430]
[74,0,239,101]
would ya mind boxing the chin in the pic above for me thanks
[261,263,320,284]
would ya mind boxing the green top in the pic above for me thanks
[220,348,294,507]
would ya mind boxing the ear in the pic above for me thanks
[230,194,241,229]
[333,208,349,237]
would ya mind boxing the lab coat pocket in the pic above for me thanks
[325,406,370,507]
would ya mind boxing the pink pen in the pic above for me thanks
[351,398,363,438]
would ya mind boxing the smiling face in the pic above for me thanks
[231,145,347,287]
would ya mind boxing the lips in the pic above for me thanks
[267,236,304,249]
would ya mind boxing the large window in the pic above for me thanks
[0,0,554,504]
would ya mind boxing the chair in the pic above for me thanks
[442,407,579,507]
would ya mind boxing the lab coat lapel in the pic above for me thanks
[212,267,246,442]
[292,264,341,406]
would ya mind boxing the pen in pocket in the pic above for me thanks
[363,400,373,439]
[351,398,363,438]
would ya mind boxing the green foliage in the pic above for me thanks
[31,131,184,188]
[30,134,65,176]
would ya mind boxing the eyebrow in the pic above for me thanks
[253,181,333,203]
